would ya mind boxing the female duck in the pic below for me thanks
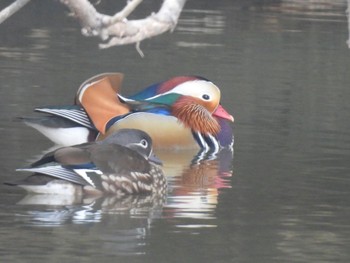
[6,129,166,197]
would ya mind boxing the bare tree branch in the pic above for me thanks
[60,0,187,49]
[0,0,186,53]
[60,0,107,38]
[109,0,143,24]
[101,0,186,49]
[0,0,31,25]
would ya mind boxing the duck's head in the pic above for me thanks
[138,77,233,135]
[144,76,220,113]
[100,129,161,164]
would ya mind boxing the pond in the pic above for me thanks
[0,0,349,262]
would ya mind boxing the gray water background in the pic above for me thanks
[0,1,349,262]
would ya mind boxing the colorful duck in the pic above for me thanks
[6,129,166,196]
[24,73,234,151]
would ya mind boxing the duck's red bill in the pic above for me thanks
[213,105,234,122]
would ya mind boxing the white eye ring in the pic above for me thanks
[140,139,148,148]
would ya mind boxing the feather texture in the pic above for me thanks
[9,129,167,196]
[172,97,220,135]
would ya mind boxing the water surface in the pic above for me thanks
[0,1,349,262]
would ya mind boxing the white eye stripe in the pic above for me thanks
[145,80,220,102]
[126,140,148,150]
[168,80,218,101]
[140,139,148,148]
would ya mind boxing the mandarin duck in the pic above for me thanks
[6,129,166,197]
[23,73,234,151]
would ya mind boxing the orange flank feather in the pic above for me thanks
[172,97,220,135]
[77,76,130,134]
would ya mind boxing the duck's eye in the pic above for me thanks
[202,94,210,100]
[140,139,148,148]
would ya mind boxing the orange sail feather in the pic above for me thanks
[76,74,130,134]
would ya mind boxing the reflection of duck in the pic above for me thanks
[6,129,166,196]
[15,194,165,255]
[17,192,166,213]
[23,73,234,151]
[177,148,233,190]
[161,148,233,221]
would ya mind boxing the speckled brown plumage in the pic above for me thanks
[10,129,167,197]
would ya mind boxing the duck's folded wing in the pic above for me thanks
[91,144,152,177]
[16,166,90,186]
[29,144,92,168]
[35,105,94,129]
[53,145,92,166]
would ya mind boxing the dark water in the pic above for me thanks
[0,0,350,262]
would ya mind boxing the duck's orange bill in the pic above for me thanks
[78,77,130,134]
[213,105,234,122]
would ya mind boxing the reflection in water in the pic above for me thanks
[14,146,234,240]
[2,1,349,261]
[274,0,345,16]
[0,28,49,63]
[15,194,166,255]
[265,0,346,26]
[17,194,166,225]
[176,9,225,48]
[161,148,233,226]
[178,9,225,35]
[276,203,349,262]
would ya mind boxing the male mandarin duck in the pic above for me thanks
[6,129,166,197]
[24,73,234,151]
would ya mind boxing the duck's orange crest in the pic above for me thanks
[172,97,220,135]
